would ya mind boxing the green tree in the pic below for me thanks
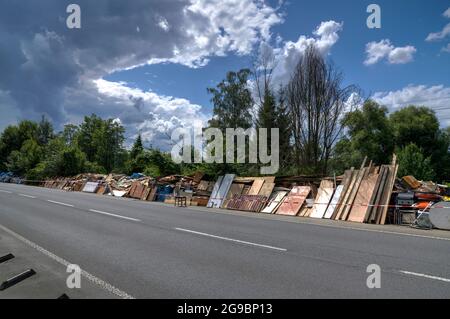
[6,139,43,176]
[390,106,440,153]
[256,87,276,143]
[37,115,54,146]
[0,121,39,170]
[93,119,125,173]
[62,124,79,146]
[77,114,104,163]
[335,100,395,168]
[130,134,144,159]
[207,69,254,130]
[77,115,126,173]
[390,106,448,181]
[397,143,436,181]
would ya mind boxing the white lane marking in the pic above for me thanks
[89,209,141,222]
[0,223,134,299]
[175,227,287,252]
[0,190,12,194]
[18,194,36,199]
[47,200,74,207]
[399,270,450,283]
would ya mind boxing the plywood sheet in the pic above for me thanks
[333,169,355,220]
[248,179,265,195]
[341,167,368,221]
[276,186,311,216]
[258,183,275,197]
[347,173,379,223]
[379,163,398,225]
[310,187,335,219]
[263,176,276,184]
[221,183,244,208]
[261,191,288,214]
[323,185,344,219]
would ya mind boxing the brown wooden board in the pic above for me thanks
[366,166,388,223]
[347,173,379,223]
[248,179,265,195]
[275,186,311,216]
[379,161,398,225]
[263,176,276,184]
[341,167,368,221]
[221,183,244,208]
[334,169,356,220]
[141,187,151,201]
[147,186,158,201]
[402,175,421,189]
[197,181,210,191]
[258,183,275,197]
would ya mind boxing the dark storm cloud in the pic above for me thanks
[0,0,282,147]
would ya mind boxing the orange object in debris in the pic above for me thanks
[414,201,432,210]
[415,193,442,201]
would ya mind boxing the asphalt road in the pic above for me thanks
[0,183,449,299]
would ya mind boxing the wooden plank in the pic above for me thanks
[221,183,244,208]
[248,179,265,195]
[402,175,421,189]
[336,170,359,220]
[258,183,275,197]
[262,176,276,184]
[379,160,398,225]
[366,166,388,223]
[347,173,379,223]
[275,186,311,216]
[332,169,354,220]
[341,167,368,221]
[147,186,158,201]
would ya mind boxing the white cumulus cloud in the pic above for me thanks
[372,85,450,127]
[426,7,450,42]
[364,39,416,65]
[266,20,343,86]
[93,79,209,148]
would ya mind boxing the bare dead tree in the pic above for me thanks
[287,45,360,174]
[252,44,278,115]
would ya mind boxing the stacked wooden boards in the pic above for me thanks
[224,177,276,212]
[331,156,398,224]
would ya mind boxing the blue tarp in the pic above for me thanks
[0,172,14,183]
[130,173,145,179]
[156,185,174,202]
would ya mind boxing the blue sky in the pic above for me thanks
[0,0,449,148]
[104,0,450,117]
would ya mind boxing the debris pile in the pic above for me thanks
[4,155,449,230]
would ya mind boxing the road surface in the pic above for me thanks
[0,183,449,298]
